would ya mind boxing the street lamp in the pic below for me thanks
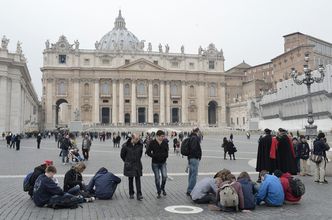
[290,52,325,137]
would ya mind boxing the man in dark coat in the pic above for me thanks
[28,160,53,197]
[87,167,121,199]
[120,133,143,200]
[274,128,297,175]
[256,128,275,174]
[37,133,42,149]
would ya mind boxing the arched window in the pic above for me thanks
[137,82,146,96]
[209,84,217,97]
[101,81,110,95]
[58,81,66,95]
[84,83,90,95]
[124,83,130,96]
[153,84,159,97]
[189,85,195,97]
[170,83,178,96]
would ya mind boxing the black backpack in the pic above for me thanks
[48,194,83,209]
[180,138,191,156]
[289,177,305,197]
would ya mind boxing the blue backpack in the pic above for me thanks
[23,172,33,192]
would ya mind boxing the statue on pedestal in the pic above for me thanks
[198,46,203,55]
[165,44,170,53]
[16,41,22,54]
[158,43,163,53]
[148,42,152,52]
[181,45,184,54]
[1,35,9,50]
[45,40,50,49]
[95,41,100,50]
[74,40,80,50]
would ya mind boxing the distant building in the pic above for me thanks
[0,36,40,133]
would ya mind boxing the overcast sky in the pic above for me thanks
[1,0,331,98]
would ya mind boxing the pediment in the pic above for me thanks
[118,58,166,71]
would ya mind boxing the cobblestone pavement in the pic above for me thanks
[0,135,331,220]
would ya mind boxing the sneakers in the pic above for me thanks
[186,192,191,196]
[157,193,161,199]
[319,180,328,184]
[137,195,143,201]
[162,190,167,196]
[129,194,134,199]
[85,197,95,203]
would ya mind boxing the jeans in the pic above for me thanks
[67,185,81,195]
[82,149,89,160]
[193,193,216,204]
[152,163,167,194]
[62,150,69,163]
[128,176,141,196]
[187,158,199,193]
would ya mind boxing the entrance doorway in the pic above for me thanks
[101,107,110,124]
[208,101,217,125]
[138,107,146,123]
[171,108,180,123]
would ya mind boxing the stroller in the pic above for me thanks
[68,147,84,163]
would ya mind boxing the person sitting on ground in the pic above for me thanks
[63,162,88,196]
[256,170,284,207]
[26,160,53,197]
[237,171,257,210]
[87,167,121,200]
[190,177,222,204]
[274,170,301,204]
[33,165,93,207]
[217,174,244,212]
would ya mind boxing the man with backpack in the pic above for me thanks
[312,132,330,184]
[298,135,310,176]
[183,128,202,196]
[82,134,92,161]
[24,160,54,197]
[256,170,284,207]
[274,170,303,204]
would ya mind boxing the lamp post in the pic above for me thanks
[290,52,325,137]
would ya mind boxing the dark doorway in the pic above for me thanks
[125,113,130,124]
[208,101,217,125]
[55,99,68,126]
[171,108,180,123]
[138,107,146,123]
[153,113,159,124]
[101,107,110,124]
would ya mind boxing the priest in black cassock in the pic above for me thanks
[256,128,276,174]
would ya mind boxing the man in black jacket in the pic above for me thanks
[146,130,169,198]
[186,128,202,196]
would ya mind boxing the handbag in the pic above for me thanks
[310,154,322,163]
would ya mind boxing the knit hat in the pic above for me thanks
[44,160,53,166]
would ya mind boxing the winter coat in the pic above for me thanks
[237,178,256,210]
[33,174,64,207]
[60,138,72,151]
[227,141,236,154]
[279,172,301,203]
[188,133,202,160]
[82,138,91,150]
[120,140,143,177]
[63,168,84,192]
[28,164,47,196]
[313,139,329,158]
[87,167,121,199]
[256,174,284,206]
[146,139,169,164]
[298,142,310,160]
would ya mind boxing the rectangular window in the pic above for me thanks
[171,61,179,68]
[209,60,215,69]
[173,100,178,104]
[102,59,110,64]
[189,62,195,69]
[154,100,158,104]
[231,118,233,124]
[243,117,245,124]
[59,55,66,64]
[125,99,130,103]
[84,58,90,65]
[102,100,109,103]
[125,59,130,65]
[153,60,158,65]
[33,106,37,115]
[237,117,239,125]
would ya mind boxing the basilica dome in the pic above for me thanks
[97,10,143,52]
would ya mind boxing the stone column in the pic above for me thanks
[112,80,118,124]
[0,77,8,132]
[181,81,187,124]
[46,78,54,129]
[118,79,124,124]
[93,80,100,123]
[159,81,165,124]
[165,81,171,123]
[10,78,22,133]
[72,79,80,121]
[131,80,136,124]
[197,82,206,126]
[148,80,153,123]
[219,82,227,126]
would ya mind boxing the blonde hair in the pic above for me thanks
[74,162,86,173]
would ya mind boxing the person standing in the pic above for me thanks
[60,134,72,165]
[298,135,310,176]
[313,133,330,184]
[256,128,276,175]
[82,135,92,161]
[120,133,144,201]
[6,132,11,147]
[227,140,236,160]
[37,133,42,149]
[230,133,234,142]
[186,127,202,196]
[15,134,21,151]
[146,130,169,198]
